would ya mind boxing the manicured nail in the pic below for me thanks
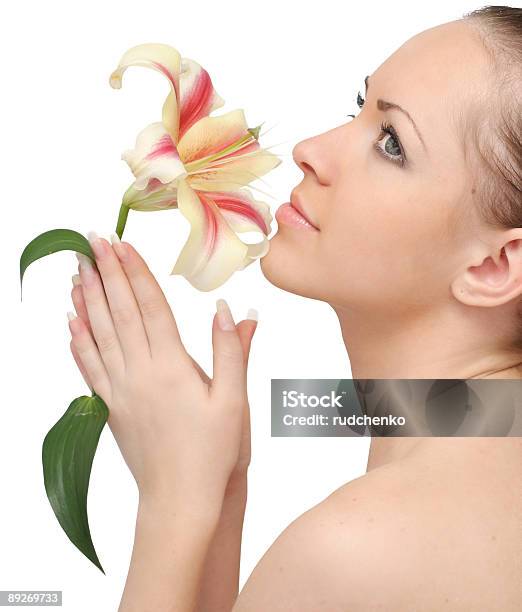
[246,308,258,322]
[76,253,93,269]
[87,230,107,259]
[67,311,77,322]
[216,298,235,331]
[76,253,96,286]
[110,232,127,261]
[72,274,81,287]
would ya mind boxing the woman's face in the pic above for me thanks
[261,20,492,315]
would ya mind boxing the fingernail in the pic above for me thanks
[246,308,258,322]
[67,311,77,321]
[72,274,81,287]
[216,298,235,331]
[110,232,127,261]
[76,253,96,286]
[87,230,107,259]
[76,253,93,268]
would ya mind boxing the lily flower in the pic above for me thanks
[109,43,281,291]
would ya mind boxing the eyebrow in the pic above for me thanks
[365,75,427,152]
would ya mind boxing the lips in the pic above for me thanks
[290,190,319,229]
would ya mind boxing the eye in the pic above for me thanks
[375,121,405,166]
[347,90,407,167]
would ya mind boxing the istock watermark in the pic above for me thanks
[271,379,522,437]
[282,390,345,409]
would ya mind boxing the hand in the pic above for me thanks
[67,233,257,509]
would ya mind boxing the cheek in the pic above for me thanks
[259,168,464,308]
[320,180,456,306]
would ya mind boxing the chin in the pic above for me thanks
[259,234,319,300]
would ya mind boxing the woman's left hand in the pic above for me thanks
[67,232,257,512]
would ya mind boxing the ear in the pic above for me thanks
[451,229,522,307]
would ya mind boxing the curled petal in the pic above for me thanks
[123,180,179,211]
[122,122,187,190]
[109,43,182,143]
[204,190,272,235]
[238,238,270,270]
[171,181,254,291]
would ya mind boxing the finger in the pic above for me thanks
[211,299,247,400]
[76,253,125,379]
[69,339,93,390]
[109,234,188,362]
[67,311,111,401]
[71,275,94,387]
[87,232,151,364]
[236,312,258,368]
[71,276,92,334]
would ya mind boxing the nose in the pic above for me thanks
[292,135,332,186]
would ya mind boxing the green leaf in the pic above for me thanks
[42,394,109,574]
[20,229,95,301]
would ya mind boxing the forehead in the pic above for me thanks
[370,20,493,159]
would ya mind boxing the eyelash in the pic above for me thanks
[351,91,406,167]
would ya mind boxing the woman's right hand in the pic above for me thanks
[69,269,257,487]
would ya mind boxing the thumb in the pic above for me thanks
[211,299,248,399]
[236,309,258,368]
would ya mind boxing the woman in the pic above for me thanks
[67,5,522,610]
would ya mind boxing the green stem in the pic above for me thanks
[115,203,130,239]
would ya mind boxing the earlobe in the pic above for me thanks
[451,238,522,307]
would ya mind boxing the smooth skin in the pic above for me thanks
[70,235,256,611]
[69,17,522,612]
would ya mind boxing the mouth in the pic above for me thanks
[275,191,320,231]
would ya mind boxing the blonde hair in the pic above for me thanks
[463,5,522,349]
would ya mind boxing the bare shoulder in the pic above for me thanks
[233,440,522,612]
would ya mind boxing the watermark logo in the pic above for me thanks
[282,390,345,409]
[271,379,521,437]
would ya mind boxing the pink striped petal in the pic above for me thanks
[178,110,282,190]
[178,57,225,140]
[109,43,182,143]
[171,180,256,291]
[203,190,272,235]
[178,109,253,165]
[122,122,187,190]
[187,147,282,192]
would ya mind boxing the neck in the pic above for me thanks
[331,302,522,470]
[333,301,522,379]
[366,438,423,471]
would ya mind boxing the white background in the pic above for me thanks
[1,0,508,609]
